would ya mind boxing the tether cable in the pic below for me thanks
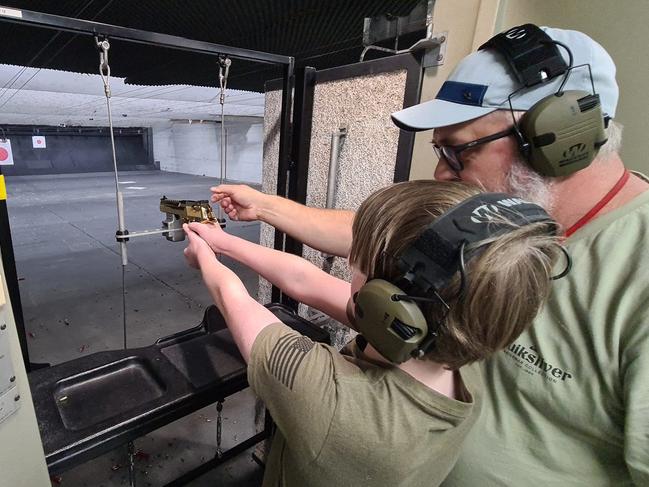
[217,55,231,222]
[95,37,129,345]
[95,35,137,487]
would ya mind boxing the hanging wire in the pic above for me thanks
[127,441,136,486]
[122,262,127,344]
[217,55,231,221]
[0,69,42,112]
[96,40,122,213]
[95,37,129,351]
[95,36,138,487]
[216,400,224,458]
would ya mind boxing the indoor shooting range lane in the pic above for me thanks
[6,169,261,366]
[5,169,266,486]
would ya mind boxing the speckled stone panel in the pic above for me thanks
[298,70,408,347]
[259,69,409,348]
[302,69,407,280]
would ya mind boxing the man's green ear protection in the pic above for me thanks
[516,91,607,177]
[481,24,608,177]
[352,193,556,364]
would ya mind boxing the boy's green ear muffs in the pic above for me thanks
[353,279,428,364]
[351,193,556,365]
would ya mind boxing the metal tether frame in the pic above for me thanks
[0,5,295,486]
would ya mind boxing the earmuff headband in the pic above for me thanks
[397,193,555,294]
[479,24,568,87]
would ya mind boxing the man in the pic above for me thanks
[212,26,649,485]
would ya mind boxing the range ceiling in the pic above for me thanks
[0,0,423,91]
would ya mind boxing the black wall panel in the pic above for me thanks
[1,126,154,176]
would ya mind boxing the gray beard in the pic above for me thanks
[502,160,554,211]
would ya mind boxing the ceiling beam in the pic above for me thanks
[0,5,293,65]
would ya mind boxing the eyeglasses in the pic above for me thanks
[432,127,516,173]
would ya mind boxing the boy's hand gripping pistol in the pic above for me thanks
[160,196,226,242]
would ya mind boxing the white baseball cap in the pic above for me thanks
[391,26,619,131]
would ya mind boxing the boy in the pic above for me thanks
[183,180,561,486]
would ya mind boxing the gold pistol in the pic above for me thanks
[159,196,224,242]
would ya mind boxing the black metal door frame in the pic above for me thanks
[268,53,424,308]
[271,66,316,304]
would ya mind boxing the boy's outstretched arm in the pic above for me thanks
[186,222,351,325]
[183,224,278,363]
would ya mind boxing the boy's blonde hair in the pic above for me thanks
[349,180,561,369]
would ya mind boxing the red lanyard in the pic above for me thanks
[564,170,630,238]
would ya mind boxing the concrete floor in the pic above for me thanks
[6,170,265,486]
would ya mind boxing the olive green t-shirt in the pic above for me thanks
[443,186,649,486]
[248,322,483,487]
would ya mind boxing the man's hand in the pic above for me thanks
[185,221,234,254]
[210,184,268,221]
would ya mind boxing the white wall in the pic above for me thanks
[152,117,264,184]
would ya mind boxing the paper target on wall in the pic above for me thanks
[32,135,46,149]
[0,139,14,166]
